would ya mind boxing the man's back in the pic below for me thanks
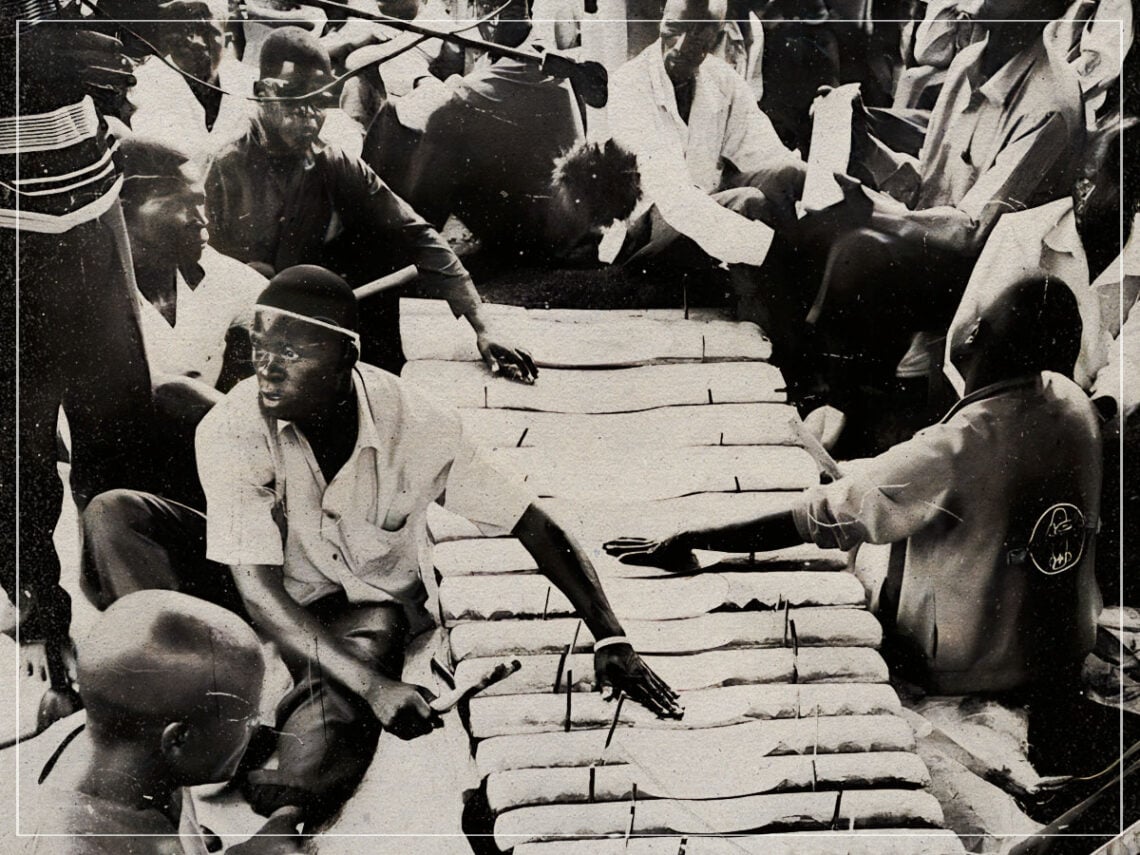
[796,372,1102,693]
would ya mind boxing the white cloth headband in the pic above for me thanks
[254,304,362,347]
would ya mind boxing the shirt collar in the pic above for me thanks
[967,35,1042,106]
[941,374,1043,422]
[274,368,384,453]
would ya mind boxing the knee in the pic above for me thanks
[718,187,772,221]
[82,489,150,544]
[824,228,898,300]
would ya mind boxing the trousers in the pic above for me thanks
[80,489,245,615]
[5,203,156,666]
[247,594,408,826]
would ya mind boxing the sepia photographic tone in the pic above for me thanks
[0,0,1137,852]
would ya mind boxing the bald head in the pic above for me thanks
[79,591,263,741]
[949,275,1083,387]
[660,0,726,85]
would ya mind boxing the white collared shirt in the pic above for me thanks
[137,246,266,388]
[130,54,257,164]
[197,364,533,623]
[607,43,797,267]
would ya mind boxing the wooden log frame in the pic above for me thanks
[486,446,818,501]
[401,361,787,412]
[469,684,903,742]
[485,751,932,811]
[455,404,801,451]
[399,299,773,366]
[439,573,868,624]
[454,648,889,698]
[473,715,917,777]
[447,610,882,662]
[434,538,844,580]
[510,829,968,854]
[492,789,949,849]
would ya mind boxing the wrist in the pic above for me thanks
[593,635,631,652]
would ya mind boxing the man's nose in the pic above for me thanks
[256,353,288,377]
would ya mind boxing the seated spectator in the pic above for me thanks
[606,0,806,294]
[531,0,585,52]
[361,0,636,265]
[129,0,258,159]
[81,136,264,613]
[784,0,1084,449]
[19,589,304,854]
[205,27,534,379]
[195,266,681,823]
[606,274,1106,773]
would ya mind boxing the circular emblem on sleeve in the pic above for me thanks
[1028,503,1087,575]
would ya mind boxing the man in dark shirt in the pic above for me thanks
[206,26,536,379]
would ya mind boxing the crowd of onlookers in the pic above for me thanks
[1,0,1137,849]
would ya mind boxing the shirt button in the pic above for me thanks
[332,553,340,561]
[325,510,339,520]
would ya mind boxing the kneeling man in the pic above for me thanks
[196,265,681,823]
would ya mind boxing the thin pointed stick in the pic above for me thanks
[783,599,791,647]
[564,669,573,732]
[552,619,581,693]
[624,783,637,847]
[589,765,596,802]
[542,586,551,621]
[516,427,529,447]
[604,691,626,749]
[830,789,844,830]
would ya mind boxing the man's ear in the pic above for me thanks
[253,80,269,99]
[342,339,360,369]
[160,721,190,762]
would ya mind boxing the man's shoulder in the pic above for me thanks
[207,122,259,167]
[200,376,265,437]
[200,247,267,297]
[357,362,461,431]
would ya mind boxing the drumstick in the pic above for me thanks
[789,417,842,481]
[430,659,522,713]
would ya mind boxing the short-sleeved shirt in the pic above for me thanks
[608,44,798,267]
[793,373,1102,694]
[197,363,533,626]
[138,246,265,388]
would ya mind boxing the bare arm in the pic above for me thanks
[230,563,440,738]
[604,509,804,571]
[515,502,683,718]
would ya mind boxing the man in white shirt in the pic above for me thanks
[195,265,682,823]
[81,137,264,613]
[128,0,258,161]
[607,0,805,299]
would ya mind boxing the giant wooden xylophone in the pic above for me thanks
[402,300,965,854]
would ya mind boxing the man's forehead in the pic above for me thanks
[662,0,725,24]
[253,308,344,342]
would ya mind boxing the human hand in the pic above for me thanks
[37,686,83,731]
[476,329,538,385]
[364,679,443,740]
[227,806,306,855]
[594,643,683,719]
[19,27,135,101]
[603,534,697,573]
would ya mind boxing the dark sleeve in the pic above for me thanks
[330,148,479,314]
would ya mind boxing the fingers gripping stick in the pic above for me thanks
[430,659,521,713]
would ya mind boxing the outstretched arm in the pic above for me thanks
[604,509,804,571]
[513,502,683,718]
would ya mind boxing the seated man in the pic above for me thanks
[128,0,257,159]
[778,0,1085,446]
[607,0,806,292]
[361,0,638,265]
[21,589,303,854]
[606,274,1105,772]
[81,136,264,611]
[195,265,682,823]
[205,27,534,380]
